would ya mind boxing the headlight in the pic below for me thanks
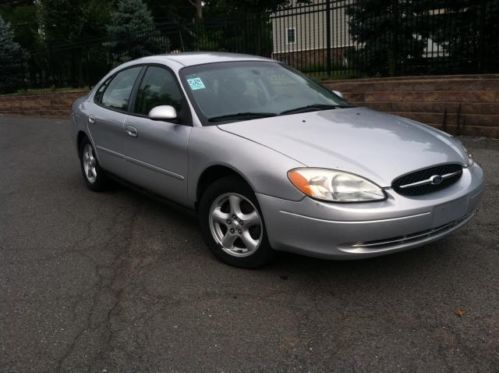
[287,168,386,202]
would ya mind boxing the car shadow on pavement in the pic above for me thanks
[106,178,457,280]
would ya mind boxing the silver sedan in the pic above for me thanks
[71,52,484,268]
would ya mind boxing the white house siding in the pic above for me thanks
[271,0,354,54]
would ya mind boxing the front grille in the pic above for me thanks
[392,164,463,196]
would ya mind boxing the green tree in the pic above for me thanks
[145,0,196,23]
[347,0,427,76]
[105,0,168,63]
[0,2,39,56]
[186,0,290,55]
[206,0,301,14]
[426,0,499,73]
[0,2,42,88]
[0,15,26,93]
[38,0,113,86]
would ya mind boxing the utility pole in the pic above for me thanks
[188,0,203,20]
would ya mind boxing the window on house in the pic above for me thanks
[287,28,296,44]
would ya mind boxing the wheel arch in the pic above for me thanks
[195,165,255,209]
[76,131,89,156]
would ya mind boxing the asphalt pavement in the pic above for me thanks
[0,115,498,372]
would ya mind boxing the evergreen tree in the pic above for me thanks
[187,0,294,56]
[0,2,39,58]
[38,0,113,86]
[426,0,499,73]
[105,0,168,63]
[0,16,25,93]
[347,0,427,76]
[0,2,41,88]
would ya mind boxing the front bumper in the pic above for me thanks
[257,163,484,259]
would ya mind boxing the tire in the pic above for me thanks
[79,137,109,192]
[198,176,275,268]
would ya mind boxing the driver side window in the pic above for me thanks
[134,66,184,117]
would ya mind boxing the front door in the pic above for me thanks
[121,65,192,205]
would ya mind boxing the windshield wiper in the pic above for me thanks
[280,104,341,115]
[208,112,277,123]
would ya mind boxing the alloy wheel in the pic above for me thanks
[82,143,97,184]
[208,193,263,257]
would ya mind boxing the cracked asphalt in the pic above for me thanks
[0,115,498,372]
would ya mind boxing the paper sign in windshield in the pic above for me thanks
[187,77,206,90]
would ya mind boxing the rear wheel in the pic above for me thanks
[79,138,109,192]
[199,176,275,268]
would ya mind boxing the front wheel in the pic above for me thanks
[79,138,109,192]
[199,176,275,268]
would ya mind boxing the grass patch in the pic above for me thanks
[4,87,90,96]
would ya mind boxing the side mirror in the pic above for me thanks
[332,90,344,99]
[148,105,177,121]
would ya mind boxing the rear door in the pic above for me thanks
[121,65,192,205]
[88,66,143,177]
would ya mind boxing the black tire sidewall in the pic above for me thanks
[198,176,275,268]
[79,138,107,192]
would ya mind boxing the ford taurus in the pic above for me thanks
[71,52,484,268]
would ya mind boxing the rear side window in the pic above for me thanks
[94,77,111,103]
[134,66,184,116]
[100,66,142,111]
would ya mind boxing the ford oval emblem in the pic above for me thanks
[430,175,443,185]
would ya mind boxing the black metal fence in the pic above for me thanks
[271,0,499,78]
[16,0,499,90]
[20,14,272,90]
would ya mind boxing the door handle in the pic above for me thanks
[88,115,96,124]
[125,125,138,137]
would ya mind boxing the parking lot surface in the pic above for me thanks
[0,115,498,372]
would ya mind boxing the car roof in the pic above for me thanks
[93,52,277,96]
[130,52,274,69]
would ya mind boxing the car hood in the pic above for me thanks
[218,107,467,187]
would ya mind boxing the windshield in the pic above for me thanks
[179,61,350,125]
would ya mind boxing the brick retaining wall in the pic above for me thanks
[323,74,499,138]
[1,74,498,138]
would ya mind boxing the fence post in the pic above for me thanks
[477,0,486,73]
[326,0,332,76]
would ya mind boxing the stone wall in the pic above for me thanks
[323,75,499,138]
[0,90,88,118]
[1,74,498,138]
